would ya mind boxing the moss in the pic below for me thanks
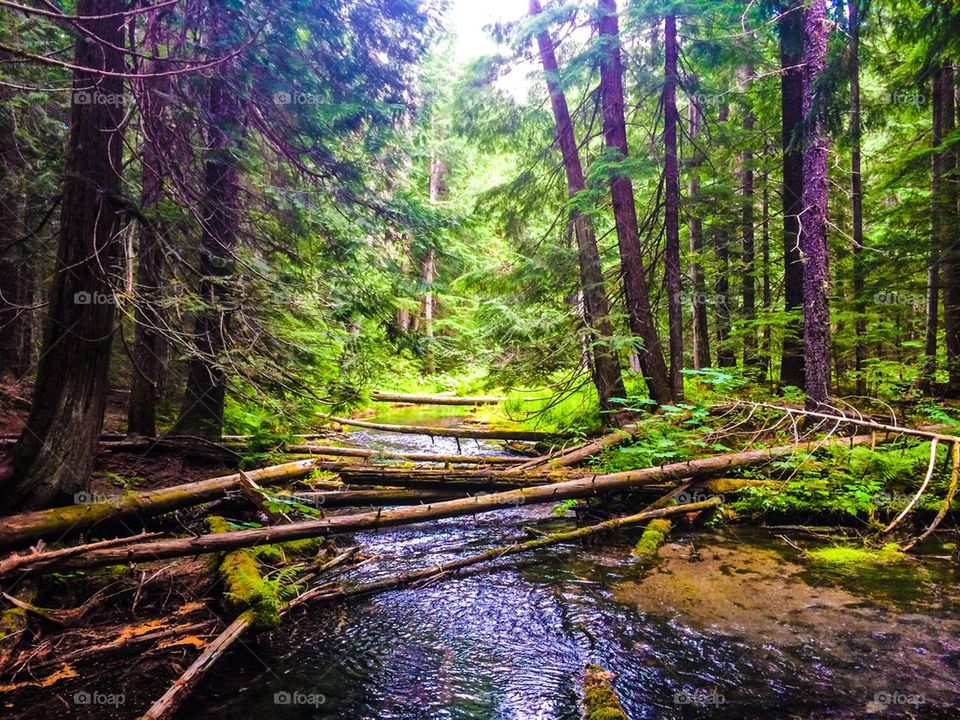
[207,516,282,628]
[807,542,905,566]
[631,519,672,560]
[582,664,627,720]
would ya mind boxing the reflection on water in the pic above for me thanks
[181,421,960,720]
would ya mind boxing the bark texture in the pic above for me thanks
[800,0,832,406]
[597,0,672,404]
[530,0,626,417]
[2,0,126,510]
[778,0,806,389]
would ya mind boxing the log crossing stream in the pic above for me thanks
[177,407,960,719]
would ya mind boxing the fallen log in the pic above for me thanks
[0,459,322,549]
[140,610,253,720]
[284,445,522,465]
[370,391,510,405]
[281,489,469,508]
[322,415,564,441]
[5,428,893,575]
[0,531,162,577]
[287,498,721,607]
[140,548,360,720]
[506,425,641,474]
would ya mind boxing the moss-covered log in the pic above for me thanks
[0,459,321,549]
[2,428,899,574]
[582,664,628,720]
[631,519,673,560]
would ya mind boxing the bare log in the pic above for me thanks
[288,498,721,607]
[5,429,895,575]
[0,459,321,549]
[280,489,469,508]
[370,391,511,405]
[323,415,564,441]
[507,425,641,474]
[285,445,522,464]
[140,610,253,720]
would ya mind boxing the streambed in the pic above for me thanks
[179,410,960,719]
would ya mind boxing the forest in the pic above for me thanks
[0,0,959,718]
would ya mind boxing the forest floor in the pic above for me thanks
[0,385,958,718]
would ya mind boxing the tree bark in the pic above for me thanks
[0,459,321,549]
[937,64,960,396]
[173,0,242,439]
[597,0,672,404]
[688,102,711,369]
[778,0,806,389]
[849,0,866,396]
[714,224,736,367]
[663,13,684,399]
[762,173,772,379]
[740,67,758,371]
[0,84,28,378]
[128,27,171,437]
[800,0,832,406]
[529,0,626,418]
[1,0,126,510]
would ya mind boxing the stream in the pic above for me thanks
[180,408,960,719]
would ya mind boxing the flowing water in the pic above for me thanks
[181,409,960,719]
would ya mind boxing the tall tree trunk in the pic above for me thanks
[688,102,711,369]
[800,0,832,406]
[421,152,442,375]
[174,0,242,439]
[762,173,772,380]
[849,0,866,395]
[0,0,126,510]
[128,29,170,437]
[529,0,626,418]
[714,224,736,367]
[740,70,757,371]
[597,0,672,403]
[0,88,27,378]
[663,14,684,399]
[778,0,806,389]
[923,67,946,392]
[938,64,960,396]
